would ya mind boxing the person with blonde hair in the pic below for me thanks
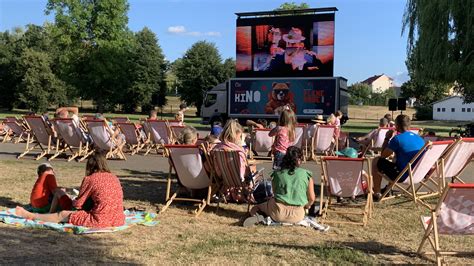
[178,126,198,145]
[15,152,125,228]
[269,109,296,170]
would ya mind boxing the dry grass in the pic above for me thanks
[0,157,473,264]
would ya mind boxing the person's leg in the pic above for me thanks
[372,157,383,194]
[16,206,74,223]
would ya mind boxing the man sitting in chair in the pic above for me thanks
[372,115,424,201]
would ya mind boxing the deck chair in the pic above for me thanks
[144,120,172,155]
[311,125,336,160]
[2,118,29,143]
[168,120,182,127]
[437,137,474,187]
[409,128,422,135]
[54,118,94,162]
[170,125,186,144]
[370,127,395,153]
[379,141,454,209]
[86,119,126,160]
[423,136,439,142]
[292,124,308,160]
[417,183,474,265]
[112,117,129,124]
[18,116,62,160]
[116,122,145,155]
[320,157,373,226]
[159,145,212,217]
[250,128,273,159]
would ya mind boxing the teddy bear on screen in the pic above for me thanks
[264,82,296,114]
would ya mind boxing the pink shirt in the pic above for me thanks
[269,126,291,154]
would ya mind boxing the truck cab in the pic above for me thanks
[201,82,227,125]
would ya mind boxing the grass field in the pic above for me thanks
[0,155,473,264]
[0,97,465,136]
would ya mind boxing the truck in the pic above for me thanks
[201,77,348,125]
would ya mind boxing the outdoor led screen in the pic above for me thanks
[236,13,334,77]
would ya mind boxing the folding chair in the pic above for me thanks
[159,145,213,217]
[18,116,62,160]
[379,141,454,209]
[409,128,422,135]
[417,183,474,265]
[250,128,273,160]
[169,125,186,144]
[168,120,182,127]
[320,157,373,226]
[53,118,94,161]
[2,118,29,143]
[338,131,350,150]
[370,127,395,153]
[144,119,172,155]
[112,117,129,124]
[116,122,145,155]
[437,137,474,187]
[293,124,308,160]
[86,119,126,160]
[423,136,439,142]
[311,125,336,160]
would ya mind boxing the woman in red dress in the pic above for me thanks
[16,152,125,228]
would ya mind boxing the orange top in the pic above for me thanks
[30,173,58,208]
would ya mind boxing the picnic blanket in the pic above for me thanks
[0,208,158,234]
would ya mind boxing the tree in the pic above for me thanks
[221,58,236,80]
[348,83,371,105]
[175,41,226,114]
[275,2,310,10]
[125,27,167,112]
[403,0,474,102]
[401,80,448,105]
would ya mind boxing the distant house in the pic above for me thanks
[432,96,474,121]
[361,74,394,93]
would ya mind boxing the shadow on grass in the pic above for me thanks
[0,226,138,264]
[0,197,23,208]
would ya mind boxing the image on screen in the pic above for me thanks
[236,14,334,77]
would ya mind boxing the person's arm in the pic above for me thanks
[268,126,279,137]
[246,120,264,129]
[73,177,93,209]
[305,178,316,209]
[380,130,396,158]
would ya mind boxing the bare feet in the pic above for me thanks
[15,206,36,220]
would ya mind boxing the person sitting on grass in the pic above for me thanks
[16,152,125,228]
[30,163,73,213]
[244,146,315,226]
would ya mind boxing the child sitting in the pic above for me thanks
[269,109,296,170]
[30,163,72,213]
[178,126,198,145]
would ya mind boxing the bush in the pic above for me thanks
[413,105,433,120]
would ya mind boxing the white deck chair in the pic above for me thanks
[437,137,474,187]
[292,124,308,161]
[370,127,395,152]
[54,118,93,161]
[250,128,273,159]
[2,119,29,143]
[379,141,454,209]
[18,116,62,160]
[170,125,186,144]
[311,125,336,160]
[159,145,212,217]
[418,183,474,265]
[168,120,182,127]
[409,128,422,135]
[86,119,126,160]
[144,119,171,155]
[116,122,144,155]
[320,157,373,226]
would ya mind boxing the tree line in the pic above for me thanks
[0,0,234,114]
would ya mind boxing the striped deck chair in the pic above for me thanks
[320,157,373,226]
[116,122,144,155]
[144,120,171,155]
[418,183,474,265]
[53,118,93,161]
[170,125,186,144]
[437,137,474,187]
[18,116,62,160]
[311,125,336,160]
[250,128,273,159]
[379,141,454,209]
[2,118,29,143]
[159,145,212,217]
[86,119,126,160]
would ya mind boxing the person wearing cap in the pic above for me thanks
[30,163,73,213]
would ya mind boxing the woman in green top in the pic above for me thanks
[245,146,315,225]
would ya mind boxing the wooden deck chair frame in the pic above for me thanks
[249,128,273,160]
[18,116,63,160]
[169,125,186,144]
[437,137,474,189]
[417,183,474,265]
[53,118,94,162]
[85,119,126,160]
[379,141,454,209]
[112,117,130,124]
[320,157,374,226]
[143,119,171,156]
[116,122,145,155]
[210,149,256,213]
[311,125,337,161]
[2,119,29,143]
[159,144,213,217]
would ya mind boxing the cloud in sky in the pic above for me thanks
[167,25,221,37]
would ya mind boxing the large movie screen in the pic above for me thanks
[236,13,335,77]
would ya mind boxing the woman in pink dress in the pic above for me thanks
[15,152,125,228]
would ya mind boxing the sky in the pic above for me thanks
[0,0,410,85]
